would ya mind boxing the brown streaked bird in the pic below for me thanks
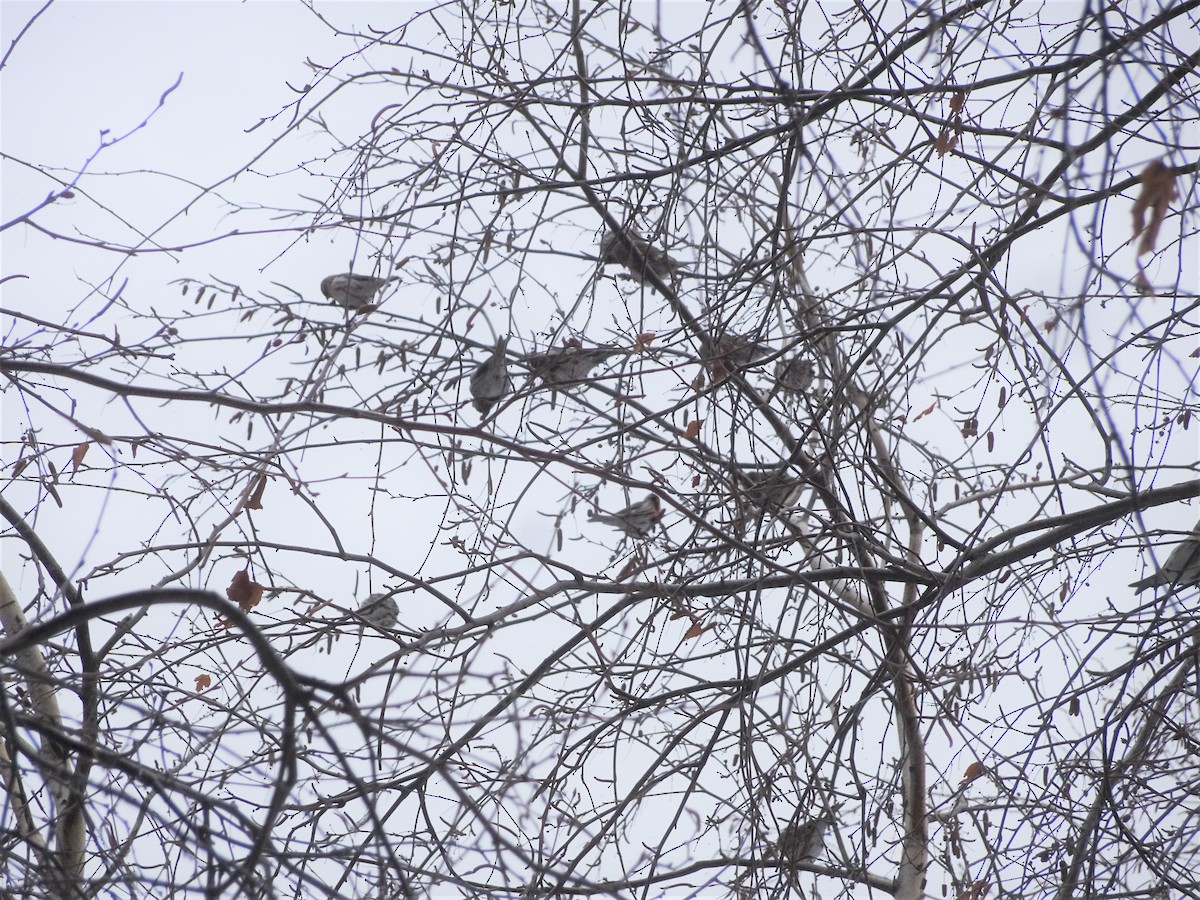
[469,336,513,415]
[598,229,684,289]
[587,493,663,537]
[523,344,626,387]
[774,354,815,396]
[775,811,835,866]
[1131,518,1200,594]
[705,333,771,382]
[356,592,398,630]
[320,273,398,311]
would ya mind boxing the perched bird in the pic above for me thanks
[598,228,684,289]
[523,344,625,387]
[320,272,398,311]
[1131,518,1200,594]
[588,493,663,537]
[774,355,815,395]
[469,336,513,415]
[705,333,771,382]
[356,592,399,630]
[775,811,835,866]
[741,470,805,514]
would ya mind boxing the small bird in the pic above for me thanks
[774,355,815,395]
[1131,518,1200,594]
[320,272,398,311]
[598,228,684,289]
[356,592,399,630]
[588,493,663,537]
[523,344,625,387]
[705,333,771,382]
[741,470,805,513]
[469,336,513,415]
[775,811,834,866]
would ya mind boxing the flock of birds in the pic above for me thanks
[322,238,1200,629]
[327,237,1199,875]
[318,231,793,547]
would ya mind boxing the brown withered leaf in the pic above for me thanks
[949,90,967,114]
[935,128,957,157]
[195,674,212,692]
[633,332,656,353]
[683,619,705,640]
[1131,160,1177,256]
[1133,265,1153,296]
[912,401,937,422]
[959,761,986,788]
[227,569,264,613]
[70,442,89,472]
[244,473,267,510]
[684,420,701,440]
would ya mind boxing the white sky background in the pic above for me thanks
[2,1,1198,896]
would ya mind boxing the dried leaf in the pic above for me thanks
[633,332,656,353]
[226,569,264,613]
[959,761,986,788]
[1131,160,1177,256]
[912,401,937,422]
[244,474,267,510]
[683,619,704,640]
[195,674,212,692]
[949,90,967,114]
[70,442,90,471]
[684,420,701,440]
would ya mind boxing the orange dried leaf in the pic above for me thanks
[959,761,986,788]
[633,331,656,353]
[226,569,264,613]
[70,442,90,471]
[1131,160,1177,256]
[912,401,937,422]
[683,619,704,640]
[684,420,701,440]
[195,674,212,692]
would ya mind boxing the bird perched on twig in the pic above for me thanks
[523,343,626,387]
[774,354,815,396]
[1131,518,1200,594]
[598,228,684,290]
[320,272,398,311]
[469,336,513,415]
[588,493,663,537]
[704,333,771,382]
[356,592,398,630]
[773,811,835,866]
[740,470,805,514]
